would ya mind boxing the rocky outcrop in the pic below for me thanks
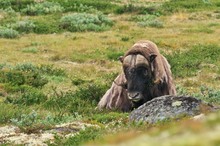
[129,95,215,123]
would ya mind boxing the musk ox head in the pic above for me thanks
[119,54,156,107]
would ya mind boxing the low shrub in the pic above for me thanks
[44,81,108,115]
[0,0,11,9]
[22,1,64,15]
[194,86,220,104]
[0,0,35,11]
[0,27,19,39]
[21,47,38,53]
[6,88,47,106]
[10,20,35,33]
[160,0,220,14]
[138,19,163,28]
[60,13,113,32]
[49,0,119,14]
[131,15,163,28]
[32,14,61,34]
[0,63,66,91]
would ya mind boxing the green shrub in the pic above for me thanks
[0,103,29,124]
[0,27,19,39]
[0,0,35,11]
[160,0,220,14]
[32,14,61,34]
[138,19,163,28]
[0,63,66,89]
[116,3,140,14]
[21,47,38,53]
[10,20,35,33]
[0,7,18,27]
[0,0,11,9]
[22,1,64,15]
[165,44,220,77]
[44,81,108,115]
[131,15,163,28]
[49,0,119,14]
[6,88,47,106]
[60,13,113,32]
[38,64,66,77]
[194,86,220,104]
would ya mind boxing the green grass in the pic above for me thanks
[165,44,220,78]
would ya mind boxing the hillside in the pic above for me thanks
[0,0,220,145]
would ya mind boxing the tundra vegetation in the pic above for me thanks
[0,0,220,145]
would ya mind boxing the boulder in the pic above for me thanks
[129,95,215,123]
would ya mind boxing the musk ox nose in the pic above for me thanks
[128,92,142,102]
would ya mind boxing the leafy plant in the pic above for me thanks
[160,0,220,14]
[0,0,35,11]
[22,1,64,15]
[0,27,19,38]
[5,88,47,106]
[10,20,35,33]
[131,15,163,28]
[22,47,38,53]
[50,0,119,14]
[32,14,61,34]
[60,13,113,32]
[194,86,220,103]
[0,103,29,123]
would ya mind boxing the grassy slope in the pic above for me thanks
[0,0,220,145]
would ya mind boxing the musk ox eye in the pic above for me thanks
[121,83,127,89]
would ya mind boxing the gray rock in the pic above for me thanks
[129,95,214,124]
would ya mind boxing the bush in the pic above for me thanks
[138,19,163,28]
[0,63,65,90]
[160,0,220,14]
[49,0,119,14]
[131,15,163,28]
[22,1,64,15]
[44,81,108,115]
[194,86,220,103]
[0,0,11,9]
[0,103,29,123]
[6,88,47,106]
[0,0,35,11]
[0,27,19,38]
[32,14,61,34]
[10,20,35,33]
[22,47,38,53]
[60,13,113,32]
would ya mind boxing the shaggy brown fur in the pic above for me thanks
[97,40,176,111]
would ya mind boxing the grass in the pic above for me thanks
[0,0,220,145]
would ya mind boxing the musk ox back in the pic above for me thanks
[98,40,176,111]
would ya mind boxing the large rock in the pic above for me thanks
[129,95,215,124]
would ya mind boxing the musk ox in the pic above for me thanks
[98,40,176,111]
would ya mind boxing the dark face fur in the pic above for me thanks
[120,54,156,108]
